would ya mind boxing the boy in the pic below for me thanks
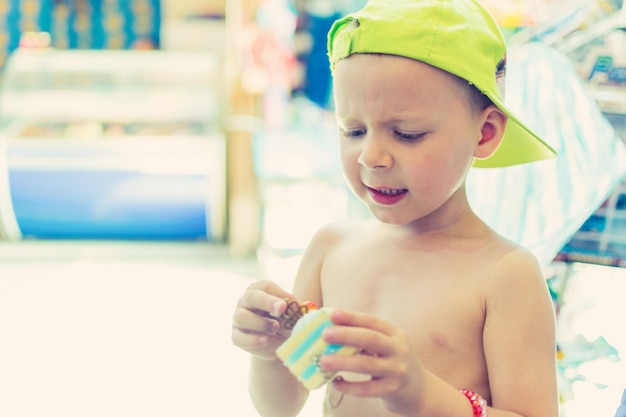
[232,1,559,416]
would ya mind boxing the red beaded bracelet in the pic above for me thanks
[459,389,488,417]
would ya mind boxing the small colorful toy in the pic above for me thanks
[276,306,359,390]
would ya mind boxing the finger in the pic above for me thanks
[319,351,388,378]
[330,376,396,398]
[247,279,294,299]
[232,306,280,335]
[323,325,393,356]
[238,280,293,316]
[231,327,270,349]
[328,309,396,336]
[231,328,284,360]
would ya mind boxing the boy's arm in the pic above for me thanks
[247,224,336,416]
[482,247,559,417]
[233,278,308,417]
[248,356,308,417]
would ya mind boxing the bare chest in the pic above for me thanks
[320,243,490,380]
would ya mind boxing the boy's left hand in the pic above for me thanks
[318,309,426,416]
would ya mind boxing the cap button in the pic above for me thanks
[331,18,359,63]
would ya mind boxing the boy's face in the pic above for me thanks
[333,53,486,227]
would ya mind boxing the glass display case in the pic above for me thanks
[546,6,626,267]
[0,48,226,241]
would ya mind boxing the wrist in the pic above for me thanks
[459,389,488,417]
[252,354,283,365]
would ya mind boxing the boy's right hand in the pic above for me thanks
[231,280,293,360]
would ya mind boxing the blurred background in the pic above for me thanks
[1,1,626,416]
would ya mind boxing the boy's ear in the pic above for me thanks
[474,105,507,160]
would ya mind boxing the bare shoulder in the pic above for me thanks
[485,238,546,295]
[303,219,377,258]
[291,219,372,304]
[312,219,371,241]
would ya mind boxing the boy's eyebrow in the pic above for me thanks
[335,113,358,120]
[337,114,430,125]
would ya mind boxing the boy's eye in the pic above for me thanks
[395,131,427,142]
[341,128,366,138]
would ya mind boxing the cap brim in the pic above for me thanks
[472,94,557,168]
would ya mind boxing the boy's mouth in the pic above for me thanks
[366,186,407,195]
[366,186,408,204]
[373,187,407,196]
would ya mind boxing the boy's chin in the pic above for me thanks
[369,211,414,226]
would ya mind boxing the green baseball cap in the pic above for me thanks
[327,0,557,168]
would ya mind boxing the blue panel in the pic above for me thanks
[36,0,54,33]
[4,1,22,51]
[9,169,210,240]
[90,0,106,49]
[0,0,161,66]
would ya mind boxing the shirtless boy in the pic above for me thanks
[232,1,559,416]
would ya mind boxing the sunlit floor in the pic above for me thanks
[0,240,323,417]
[2,241,625,417]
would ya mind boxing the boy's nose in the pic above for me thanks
[357,137,392,169]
